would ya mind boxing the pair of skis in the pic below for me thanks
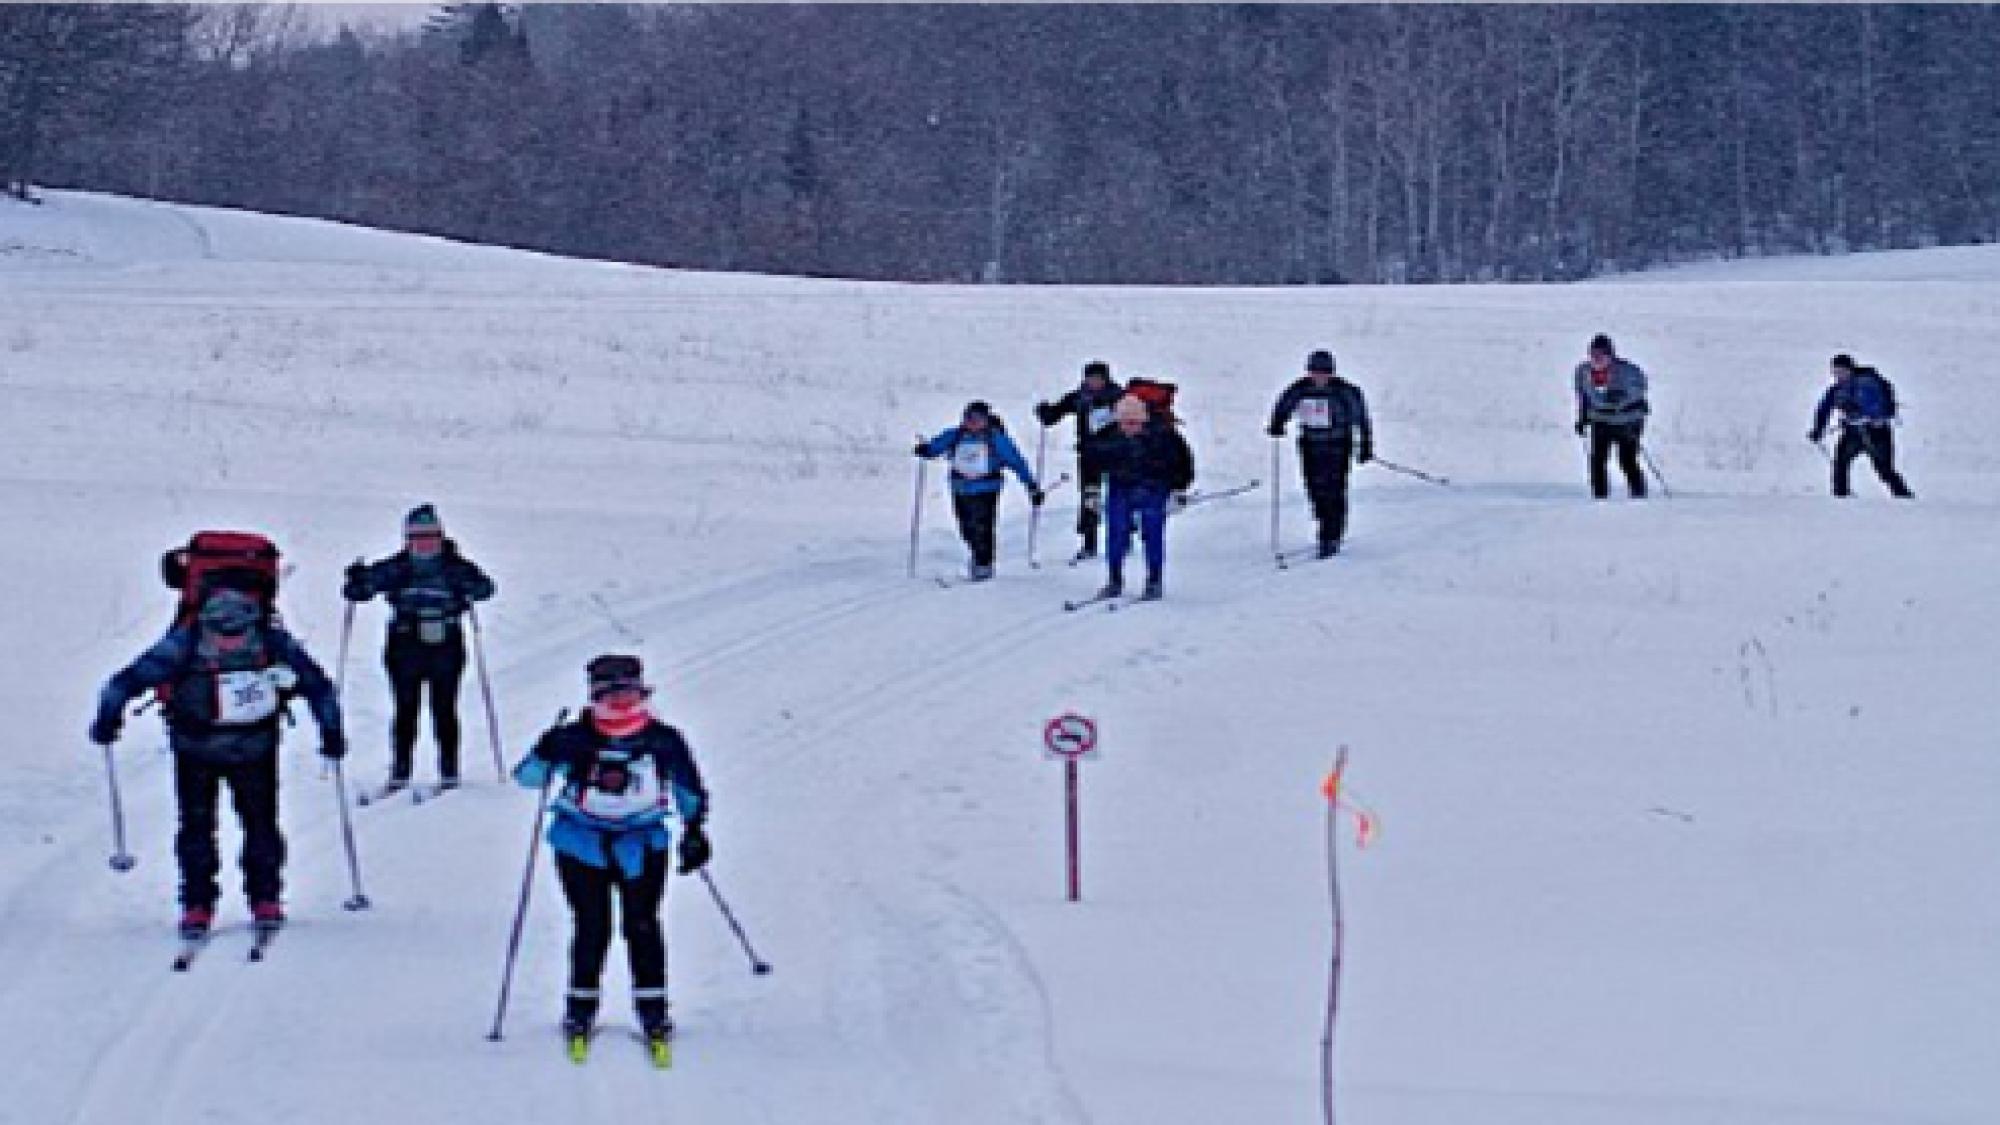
[173,922,281,971]
[567,1028,673,1070]
[355,781,458,808]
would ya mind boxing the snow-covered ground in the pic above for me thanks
[2,190,1994,1125]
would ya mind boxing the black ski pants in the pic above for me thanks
[1299,439,1354,545]
[557,849,670,1001]
[174,751,283,908]
[1075,451,1108,550]
[1833,427,1913,498]
[952,491,1001,568]
[1588,420,1647,499]
[385,634,466,781]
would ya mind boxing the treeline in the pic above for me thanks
[6,4,2000,283]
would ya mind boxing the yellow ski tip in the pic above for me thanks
[567,1035,590,1064]
[649,1039,674,1070]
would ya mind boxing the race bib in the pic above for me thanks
[214,669,281,726]
[952,440,994,478]
[418,618,449,645]
[1087,406,1115,433]
[575,753,666,821]
[1298,398,1333,429]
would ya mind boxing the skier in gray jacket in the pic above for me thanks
[1572,333,1649,499]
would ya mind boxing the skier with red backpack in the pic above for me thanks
[90,533,344,940]
[1090,385,1195,603]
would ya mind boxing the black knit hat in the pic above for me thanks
[1082,360,1111,380]
[963,400,993,420]
[1830,353,1856,372]
[1588,334,1615,356]
[1306,349,1335,374]
[586,654,648,699]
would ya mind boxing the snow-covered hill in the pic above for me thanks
[2,190,1994,1125]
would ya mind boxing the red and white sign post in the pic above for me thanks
[1042,712,1099,902]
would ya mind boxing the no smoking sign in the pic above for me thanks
[1043,712,1099,760]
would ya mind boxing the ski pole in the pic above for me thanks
[907,441,928,579]
[1638,442,1674,499]
[326,594,357,782]
[1370,457,1451,487]
[469,605,506,782]
[330,755,371,910]
[1270,437,1284,559]
[1027,421,1050,569]
[486,709,567,1042]
[101,742,135,873]
[699,869,773,976]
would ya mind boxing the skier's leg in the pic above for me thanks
[173,755,224,909]
[386,647,422,782]
[967,492,999,568]
[430,645,466,783]
[1139,490,1168,588]
[1103,486,1134,586]
[1865,428,1914,497]
[1832,431,1861,497]
[618,849,672,1028]
[1077,456,1104,554]
[1588,424,1612,499]
[555,853,615,1027]
[1618,427,1647,498]
[1325,451,1353,543]
[227,753,285,907]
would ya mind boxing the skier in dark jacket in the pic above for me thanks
[91,584,345,937]
[1267,349,1373,557]
[1573,334,1650,499]
[1035,360,1125,562]
[1095,394,1196,601]
[343,504,495,792]
[1810,354,1914,498]
[914,401,1044,580]
[514,655,710,1048]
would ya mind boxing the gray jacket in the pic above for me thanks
[1574,359,1649,426]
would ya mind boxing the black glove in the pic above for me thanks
[1807,431,1823,444]
[1035,401,1059,426]
[1356,442,1374,465]
[1266,423,1285,438]
[89,715,121,746]
[911,441,929,458]
[1029,487,1046,507]
[1574,418,1588,437]
[1171,492,1191,514]
[677,821,711,874]
[320,729,347,761]
[342,562,369,602]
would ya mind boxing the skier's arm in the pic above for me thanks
[512,724,576,789]
[1036,391,1078,427]
[914,429,956,459]
[346,556,402,602]
[94,631,191,737]
[1628,362,1650,413]
[1167,431,1196,493]
[662,730,709,824]
[1348,384,1373,445]
[454,555,497,604]
[996,432,1038,491]
[1810,385,1839,441]
[1267,382,1303,435]
[273,632,345,752]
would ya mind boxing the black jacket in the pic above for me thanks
[1036,380,1126,452]
[345,542,496,644]
[1098,421,1195,493]
[1270,377,1372,446]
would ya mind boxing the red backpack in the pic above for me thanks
[1126,377,1179,422]
[160,531,282,628]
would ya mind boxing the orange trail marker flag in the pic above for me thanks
[1320,752,1380,849]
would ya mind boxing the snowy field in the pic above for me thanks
[2,190,1995,1125]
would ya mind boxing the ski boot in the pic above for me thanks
[1139,576,1164,602]
[637,995,675,1068]
[178,904,214,941]
[1096,577,1123,600]
[968,563,995,582]
[1317,539,1341,560]
[250,900,286,932]
[437,776,462,792]
[562,993,599,1062]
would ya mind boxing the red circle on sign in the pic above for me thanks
[1043,713,1098,757]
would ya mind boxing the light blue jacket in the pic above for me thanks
[918,425,1038,497]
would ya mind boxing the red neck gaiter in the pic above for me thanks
[591,700,651,739]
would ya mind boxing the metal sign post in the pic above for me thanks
[1042,712,1099,902]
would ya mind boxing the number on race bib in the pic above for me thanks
[952,440,994,478]
[213,669,281,726]
[576,754,667,821]
[1298,398,1334,429]
[1088,406,1115,433]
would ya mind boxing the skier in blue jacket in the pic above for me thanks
[1810,354,1913,498]
[914,401,1044,580]
[514,654,709,1046]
